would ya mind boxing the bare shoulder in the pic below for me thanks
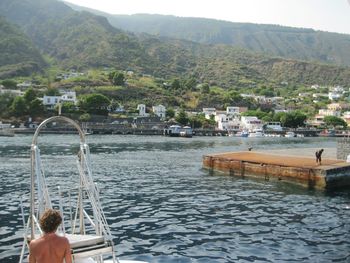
[29,237,43,246]
[57,235,70,245]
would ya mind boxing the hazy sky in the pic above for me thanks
[64,0,350,34]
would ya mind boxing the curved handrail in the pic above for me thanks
[30,116,86,239]
[31,116,86,146]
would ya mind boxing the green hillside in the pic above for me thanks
[0,16,46,78]
[65,9,350,67]
[1,0,350,87]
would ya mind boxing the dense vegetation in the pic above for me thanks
[0,16,46,78]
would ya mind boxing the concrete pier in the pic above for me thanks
[203,151,350,190]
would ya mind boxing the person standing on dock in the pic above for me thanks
[29,209,72,263]
[315,149,324,165]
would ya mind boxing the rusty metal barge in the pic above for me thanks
[203,152,350,190]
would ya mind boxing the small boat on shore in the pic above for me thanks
[285,131,296,138]
[248,129,264,137]
[179,126,193,138]
[233,130,249,137]
[19,116,147,263]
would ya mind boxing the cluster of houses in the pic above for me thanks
[2,80,350,130]
[311,102,350,127]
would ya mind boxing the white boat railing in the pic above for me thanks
[19,116,118,263]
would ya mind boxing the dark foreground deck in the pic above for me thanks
[203,152,350,190]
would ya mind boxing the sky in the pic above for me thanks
[64,0,350,34]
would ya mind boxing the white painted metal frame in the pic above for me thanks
[19,116,118,263]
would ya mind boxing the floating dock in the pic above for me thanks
[203,152,350,190]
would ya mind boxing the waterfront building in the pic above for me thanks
[152,105,166,119]
[137,104,149,117]
[310,114,325,127]
[241,116,263,131]
[203,108,216,119]
[215,112,241,131]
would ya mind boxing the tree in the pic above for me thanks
[78,93,110,115]
[29,98,44,117]
[1,79,17,89]
[45,87,61,96]
[323,116,347,129]
[112,72,125,86]
[10,96,26,117]
[280,111,307,128]
[185,78,197,90]
[241,109,269,120]
[0,93,15,117]
[175,109,189,125]
[200,83,210,94]
[189,113,209,128]
[166,108,175,119]
[109,71,125,86]
[56,101,76,114]
[171,79,181,90]
[23,88,37,104]
[79,113,91,122]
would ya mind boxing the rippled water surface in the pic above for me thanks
[0,135,350,262]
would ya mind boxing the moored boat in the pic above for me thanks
[248,129,264,137]
[179,126,193,138]
[285,131,296,138]
[235,130,249,137]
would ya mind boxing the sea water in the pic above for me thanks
[0,135,349,262]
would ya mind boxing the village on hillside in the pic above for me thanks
[0,69,349,137]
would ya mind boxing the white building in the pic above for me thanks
[328,92,342,101]
[318,109,341,117]
[203,108,216,119]
[42,91,77,109]
[215,113,241,131]
[17,81,31,89]
[331,86,344,93]
[226,106,240,115]
[137,104,148,117]
[152,105,166,118]
[61,91,76,103]
[42,96,61,109]
[0,86,24,96]
[241,116,263,132]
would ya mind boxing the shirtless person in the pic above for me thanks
[29,209,72,263]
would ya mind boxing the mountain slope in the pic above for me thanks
[64,5,350,68]
[1,0,350,87]
[0,16,46,77]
